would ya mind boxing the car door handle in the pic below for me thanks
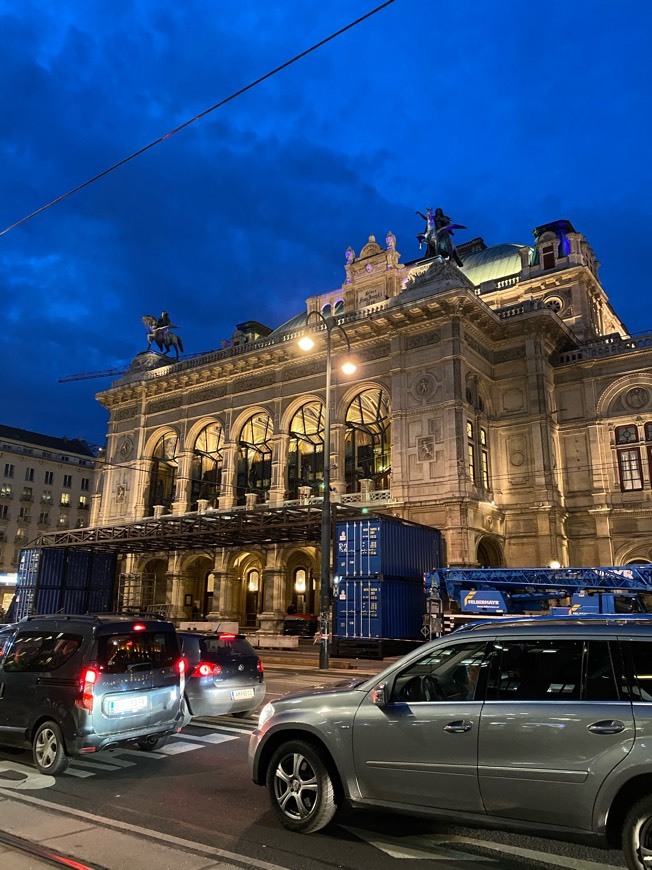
[443,720,473,733]
[588,720,626,735]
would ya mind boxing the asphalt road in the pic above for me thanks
[0,667,630,870]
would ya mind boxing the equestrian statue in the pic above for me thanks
[416,207,466,267]
[142,311,184,359]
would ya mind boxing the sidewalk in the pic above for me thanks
[0,791,285,870]
[257,639,397,677]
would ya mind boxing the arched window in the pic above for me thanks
[148,432,178,514]
[236,414,273,505]
[190,423,224,510]
[344,389,391,493]
[287,402,324,500]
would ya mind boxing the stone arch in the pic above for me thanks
[282,545,319,615]
[142,425,180,459]
[476,535,504,568]
[343,385,392,492]
[185,415,227,446]
[338,379,392,422]
[232,409,274,506]
[231,550,266,628]
[180,553,215,619]
[613,542,652,566]
[231,405,274,442]
[280,394,324,434]
[596,374,652,418]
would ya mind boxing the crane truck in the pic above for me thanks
[423,565,652,637]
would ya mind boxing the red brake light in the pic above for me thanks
[219,634,236,640]
[191,661,222,678]
[76,667,98,711]
[257,659,264,674]
[132,623,146,632]
[176,658,186,675]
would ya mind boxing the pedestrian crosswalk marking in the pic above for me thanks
[173,733,237,744]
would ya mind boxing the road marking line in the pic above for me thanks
[63,768,94,779]
[175,733,238,744]
[157,741,205,755]
[113,748,166,760]
[343,827,493,861]
[63,758,123,771]
[436,836,621,870]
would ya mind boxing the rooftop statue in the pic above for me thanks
[416,207,465,267]
[142,311,184,359]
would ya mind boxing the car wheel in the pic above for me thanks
[137,735,169,752]
[33,721,69,775]
[623,795,652,869]
[266,739,338,833]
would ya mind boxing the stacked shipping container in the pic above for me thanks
[332,517,442,658]
[13,548,117,620]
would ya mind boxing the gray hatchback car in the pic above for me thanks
[250,616,652,869]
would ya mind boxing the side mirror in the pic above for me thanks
[371,682,388,707]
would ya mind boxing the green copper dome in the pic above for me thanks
[461,243,529,286]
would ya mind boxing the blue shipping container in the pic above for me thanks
[334,576,424,640]
[335,518,441,579]
[16,548,117,616]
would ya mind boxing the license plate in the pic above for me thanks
[106,695,149,715]
[231,688,255,701]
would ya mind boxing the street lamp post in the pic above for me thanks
[299,312,355,670]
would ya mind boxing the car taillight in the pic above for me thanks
[257,659,264,674]
[176,658,186,676]
[219,633,236,640]
[76,667,98,711]
[191,661,222,678]
[132,623,146,632]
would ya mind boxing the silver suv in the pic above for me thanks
[250,616,652,869]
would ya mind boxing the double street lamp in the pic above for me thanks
[298,312,356,670]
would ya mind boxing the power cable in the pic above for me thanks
[0,1,398,238]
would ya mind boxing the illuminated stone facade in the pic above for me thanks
[92,220,652,627]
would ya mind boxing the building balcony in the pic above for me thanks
[20,494,33,502]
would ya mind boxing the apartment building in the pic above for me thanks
[0,425,96,610]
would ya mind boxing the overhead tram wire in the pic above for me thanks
[0,0,398,238]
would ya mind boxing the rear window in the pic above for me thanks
[3,631,82,673]
[201,636,256,658]
[98,631,178,673]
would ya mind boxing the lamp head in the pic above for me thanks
[298,335,315,351]
[341,360,357,376]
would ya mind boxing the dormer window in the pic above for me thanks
[541,245,555,270]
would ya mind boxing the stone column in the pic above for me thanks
[257,547,286,634]
[218,441,237,509]
[269,433,289,506]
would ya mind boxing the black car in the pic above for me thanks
[0,614,187,775]
[178,631,265,718]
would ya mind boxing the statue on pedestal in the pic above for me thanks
[416,207,466,267]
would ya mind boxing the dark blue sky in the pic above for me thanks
[2,1,650,447]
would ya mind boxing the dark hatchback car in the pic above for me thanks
[178,631,265,718]
[0,614,187,775]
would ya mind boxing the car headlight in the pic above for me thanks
[258,702,275,729]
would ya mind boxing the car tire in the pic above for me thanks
[137,735,169,752]
[623,795,652,869]
[266,739,338,833]
[33,721,69,775]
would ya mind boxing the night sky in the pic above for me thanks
[2,1,650,448]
